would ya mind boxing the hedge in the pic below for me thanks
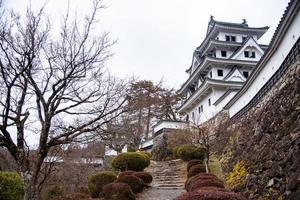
[0,171,24,200]
[88,171,117,198]
[112,152,149,171]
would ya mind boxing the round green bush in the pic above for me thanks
[187,164,206,178]
[177,145,197,161]
[187,159,203,172]
[116,175,144,193]
[88,171,117,198]
[103,183,136,200]
[172,146,181,159]
[138,151,151,158]
[0,171,24,200]
[112,152,148,171]
[138,152,151,167]
[133,172,153,184]
[193,147,206,161]
[176,145,206,161]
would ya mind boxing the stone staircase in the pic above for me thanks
[151,159,186,189]
[138,159,186,200]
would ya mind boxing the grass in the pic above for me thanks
[208,154,225,181]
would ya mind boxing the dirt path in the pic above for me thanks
[137,159,186,200]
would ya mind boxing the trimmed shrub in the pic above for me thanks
[188,178,224,192]
[138,152,151,168]
[193,147,206,161]
[176,145,206,161]
[177,145,196,161]
[187,164,206,178]
[118,170,136,179]
[112,152,148,171]
[133,172,153,184]
[138,151,151,158]
[172,146,180,159]
[0,172,24,200]
[187,159,203,172]
[185,173,218,191]
[88,171,117,198]
[103,183,136,200]
[116,175,144,193]
[174,188,247,200]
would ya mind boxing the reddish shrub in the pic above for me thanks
[188,178,224,192]
[103,183,136,200]
[174,189,247,200]
[187,159,203,172]
[187,164,206,178]
[116,175,144,193]
[133,172,153,184]
[118,170,136,179]
[185,173,218,191]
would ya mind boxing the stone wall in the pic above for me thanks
[213,55,300,199]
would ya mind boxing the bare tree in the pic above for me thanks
[0,1,127,199]
[96,114,134,154]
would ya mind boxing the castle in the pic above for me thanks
[178,17,269,124]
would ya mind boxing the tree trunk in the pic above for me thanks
[145,106,151,139]
[22,170,38,200]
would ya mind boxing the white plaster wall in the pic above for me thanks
[229,11,300,117]
[210,67,232,80]
[216,49,234,58]
[216,32,256,43]
[216,90,239,111]
[153,121,188,133]
[235,46,263,61]
[187,88,226,124]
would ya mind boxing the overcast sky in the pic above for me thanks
[4,0,290,89]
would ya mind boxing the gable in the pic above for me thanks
[230,37,264,61]
[224,68,246,82]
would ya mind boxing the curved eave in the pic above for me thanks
[178,57,256,94]
[178,79,243,113]
[201,39,242,55]
[224,0,300,110]
[197,24,269,55]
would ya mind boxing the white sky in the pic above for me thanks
[4,0,290,89]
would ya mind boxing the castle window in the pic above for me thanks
[198,105,203,113]
[244,51,249,58]
[243,71,249,78]
[225,35,230,41]
[242,36,247,42]
[225,35,236,42]
[209,71,212,78]
[251,51,256,58]
[217,69,223,76]
[221,51,227,57]
[192,112,195,119]
[208,98,211,106]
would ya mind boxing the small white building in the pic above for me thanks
[178,16,269,124]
